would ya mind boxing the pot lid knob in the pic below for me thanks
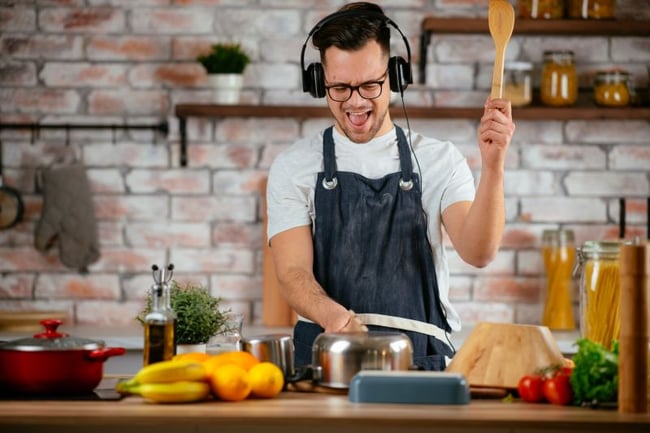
[34,319,69,339]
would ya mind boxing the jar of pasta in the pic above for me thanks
[518,0,565,19]
[504,62,533,107]
[542,229,576,330]
[567,0,616,19]
[594,70,631,107]
[541,50,578,107]
[577,241,621,350]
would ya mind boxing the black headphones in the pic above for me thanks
[300,9,413,99]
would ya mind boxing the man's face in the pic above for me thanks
[322,40,393,144]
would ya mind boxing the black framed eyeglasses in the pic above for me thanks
[324,70,388,102]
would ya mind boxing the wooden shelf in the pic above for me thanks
[175,103,650,121]
[418,17,650,84]
[421,17,650,36]
[175,103,650,166]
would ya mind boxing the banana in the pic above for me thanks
[133,360,208,385]
[135,381,211,404]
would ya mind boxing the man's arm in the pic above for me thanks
[269,225,367,332]
[442,97,515,268]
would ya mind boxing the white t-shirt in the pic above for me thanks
[266,126,475,331]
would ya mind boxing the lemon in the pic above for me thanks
[203,351,259,379]
[248,362,284,398]
[210,364,251,402]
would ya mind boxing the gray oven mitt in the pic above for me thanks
[34,163,100,271]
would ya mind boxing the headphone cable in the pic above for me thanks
[398,90,422,192]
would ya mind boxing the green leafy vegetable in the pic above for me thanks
[570,338,619,405]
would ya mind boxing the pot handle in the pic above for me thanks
[286,364,322,384]
[87,347,126,362]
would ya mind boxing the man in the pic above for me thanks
[266,2,515,370]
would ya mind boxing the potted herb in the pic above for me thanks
[138,281,229,352]
[197,42,251,104]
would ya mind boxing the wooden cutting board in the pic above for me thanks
[0,311,68,332]
[445,322,565,389]
[260,177,297,327]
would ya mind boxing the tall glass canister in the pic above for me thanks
[542,229,577,330]
[577,241,621,350]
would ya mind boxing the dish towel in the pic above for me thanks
[34,163,100,271]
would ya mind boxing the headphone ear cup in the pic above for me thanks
[305,63,326,98]
[388,56,412,93]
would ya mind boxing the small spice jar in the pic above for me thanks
[594,70,631,107]
[518,0,565,19]
[541,50,578,107]
[504,61,533,107]
[576,241,621,351]
[568,0,616,19]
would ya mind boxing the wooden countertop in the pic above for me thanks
[1,388,648,433]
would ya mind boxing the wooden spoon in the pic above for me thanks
[488,0,515,99]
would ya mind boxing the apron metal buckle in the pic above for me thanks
[322,177,338,190]
[399,178,413,191]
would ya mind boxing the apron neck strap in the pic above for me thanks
[323,127,336,182]
[395,126,413,183]
[322,125,414,184]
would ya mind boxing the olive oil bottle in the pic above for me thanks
[143,265,177,366]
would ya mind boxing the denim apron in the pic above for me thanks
[292,126,455,371]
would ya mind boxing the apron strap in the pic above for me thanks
[355,313,449,344]
[322,127,336,185]
[395,126,414,190]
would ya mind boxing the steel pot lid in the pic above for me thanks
[0,319,104,352]
[313,331,413,351]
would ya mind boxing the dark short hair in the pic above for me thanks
[312,2,391,65]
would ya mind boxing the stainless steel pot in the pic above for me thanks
[241,334,294,379]
[292,331,414,389]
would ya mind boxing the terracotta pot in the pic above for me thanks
[0,319,125,395]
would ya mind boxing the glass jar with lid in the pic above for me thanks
[576,241,621,350]
[541,229,576,330]
[568,0,616,19]
[594,70,631,107]
[541,50,578,107]
[504,61,533,107]
[518,0,565,19]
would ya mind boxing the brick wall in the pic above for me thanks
[0,0,649,329]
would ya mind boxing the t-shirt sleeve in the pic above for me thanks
[440,146,475,212]
[266,155,313,242]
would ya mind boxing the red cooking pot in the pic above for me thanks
[0,319,125,394]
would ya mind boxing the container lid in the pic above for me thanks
[542,229,575,246]
[580,240,622,259]
[0,319,104,351]
[595,69,630,82]
[505,61,533,71]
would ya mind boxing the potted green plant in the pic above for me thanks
[197,42,251,104]
[138,281,229,353]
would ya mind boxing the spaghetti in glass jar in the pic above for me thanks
[577,241,621,350]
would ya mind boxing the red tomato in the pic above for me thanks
[517,374,545,403]
[542,373,573,405]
